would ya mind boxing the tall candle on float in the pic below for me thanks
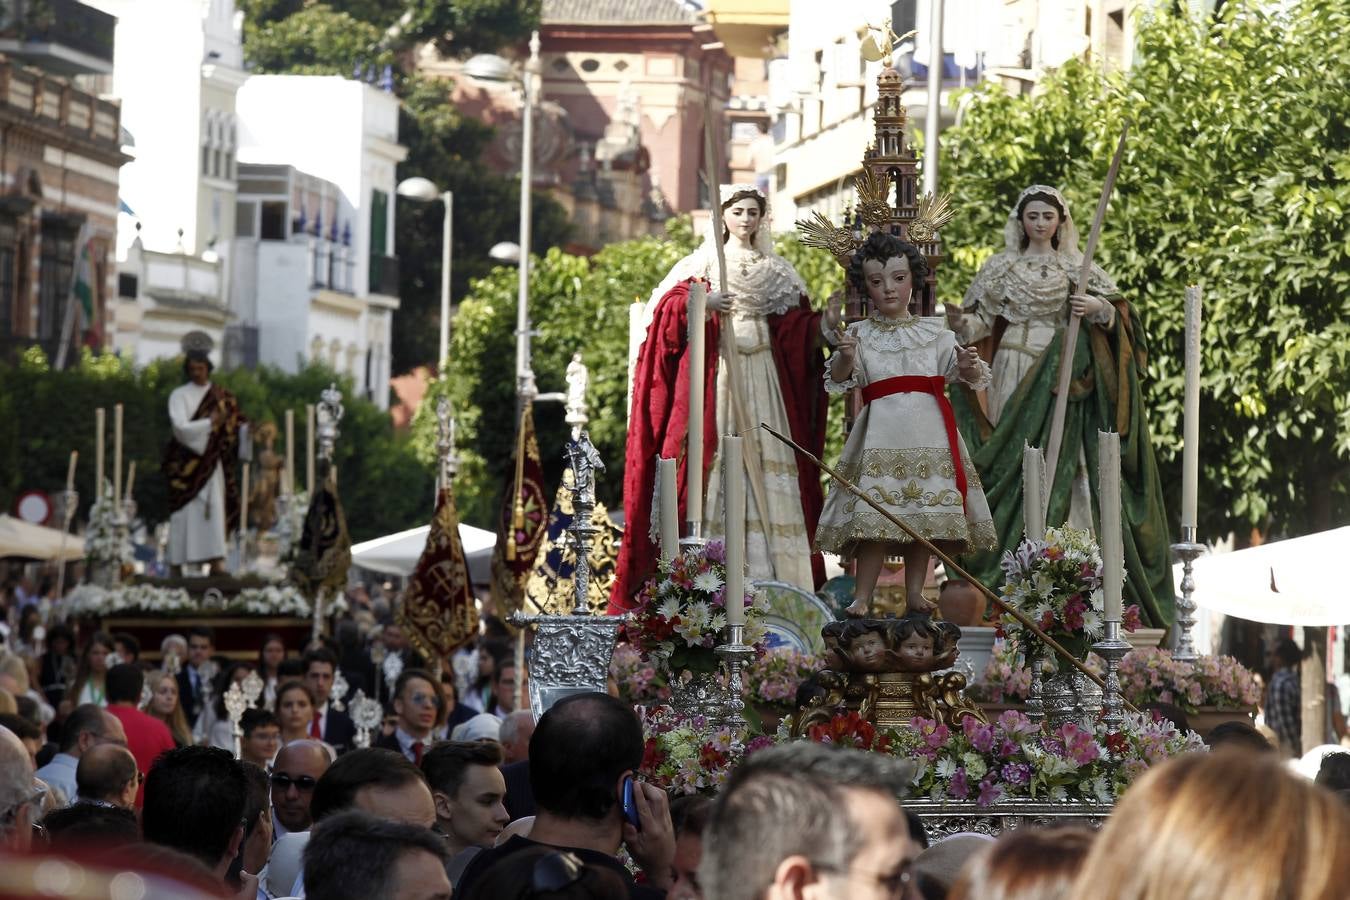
[124,462,136,503]
[65,451,78,494]
[284,409,295,495]
[306,404,316,495]
[686,282,707,530]
[723,435,746,627]
[1181,285,1203,534]
[1098,430,1123,622]
[658,457,679,562]
[113,404,123,504]
[1022,444,1046,540]
[95,408,105,496]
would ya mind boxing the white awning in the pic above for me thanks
[350,523,496,584]
[1181,527,1350,626]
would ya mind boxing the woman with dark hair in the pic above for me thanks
[614,183,841,606]
[947,184,1174,629]
[39,623,76,707]
[257,632,286,709]
[275,679,317,746]
[818,231,995,615]
[63,630,115,712]
[949,826,1093,900]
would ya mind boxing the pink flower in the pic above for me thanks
[949,768,971,800]
[1122,605,1143,632]
[962,717,995,753]
[977,778,1004,807]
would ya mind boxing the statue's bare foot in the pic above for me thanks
[906,595,938,615]
[843,597,871,618]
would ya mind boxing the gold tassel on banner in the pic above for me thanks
[507,404,528,561]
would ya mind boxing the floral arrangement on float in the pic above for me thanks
[998,527,1141,663]
[623,540,768,678]
[85,481,133,570]
[610,642,671,707]
[638,706,774,796]
[970,641,1034,704]
[807,708,1205,807]
[1117,647,1261,713]
[66,581,342,619]
[746,647,824,708]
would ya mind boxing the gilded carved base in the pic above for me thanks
[794,669,988,735]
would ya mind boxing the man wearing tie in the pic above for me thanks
[176,626,216,729]
[375,669,439,764]
[303,648,356,754]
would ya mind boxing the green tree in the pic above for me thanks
[0,350,429,545]
[940,1,1350,538]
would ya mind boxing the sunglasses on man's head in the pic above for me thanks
[269,773,318,791]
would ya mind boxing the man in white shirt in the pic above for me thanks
[35,704,126,806]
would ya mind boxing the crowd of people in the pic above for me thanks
[6,575,1350,899]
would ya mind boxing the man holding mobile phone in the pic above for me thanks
[455,692,674,898]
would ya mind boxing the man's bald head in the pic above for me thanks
[77,744,140,808]
[271,740,332,834]
[0,725,34,852]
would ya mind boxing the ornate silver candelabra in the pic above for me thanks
[510,431,626,719]
[317,383,344,464]
[435,396,458,489]
[350,689,383,748]
[1092,620,1131,731]
[1171,526,1204,662]
[225,679,248,759]
[715,622,754,750]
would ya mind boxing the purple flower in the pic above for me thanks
[704,541,727,564]
[744,735,775,755]
[949,767,971,800]
[1000,763,1032,785]
[977,778,1004,807]
[962,717,995,753]
[997,738,1019,759]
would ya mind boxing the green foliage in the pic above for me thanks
[940,1,1350,536]
[0,352,429,545]
[242,4,393,76]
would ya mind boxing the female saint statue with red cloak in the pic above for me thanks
[611,184,841,608]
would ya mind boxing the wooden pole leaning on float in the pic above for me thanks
[759,421,1135,708]
[1044,124,1130,497]
[702,93,774,576]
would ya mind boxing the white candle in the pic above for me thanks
[95,407,105,496]
[306,404,316,496]
[1098,430,1123,622]
[113,403,123,504]
[65,451,78,493]
[723,435,746,627]
[284,409,295,496]
[686,282,707,530]
[1181,285,1203,533]
[240,463,250,537]
[658,456,679,563]
[124,461,135,502]
[1022,443,1046,540]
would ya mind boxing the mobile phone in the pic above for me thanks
[621,776,642,830]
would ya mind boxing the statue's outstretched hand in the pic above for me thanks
[705,291,732,313]
[834,331,859,367]
[956,345,982,380]
[824,291,845,332]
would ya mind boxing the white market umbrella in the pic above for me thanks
[1181,527,1350,626]
[351,522,496,584]
[0,515,84,562]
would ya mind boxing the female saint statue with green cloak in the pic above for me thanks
[947,185,1175,628]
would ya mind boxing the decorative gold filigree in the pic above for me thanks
[855,169,893,228]
[795,211,858,267]
[908,191,955,243]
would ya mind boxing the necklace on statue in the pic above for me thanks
[736,249,764,277]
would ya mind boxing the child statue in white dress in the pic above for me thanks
[815,232,998,617]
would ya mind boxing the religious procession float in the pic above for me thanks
[46,17,1261,834]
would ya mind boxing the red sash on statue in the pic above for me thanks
[860,375,968,504]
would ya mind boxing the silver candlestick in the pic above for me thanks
[715,622,754,751]
[1092,620,1131,731]
[1171,526,1204,662]
[350,689,382,749]
[225,680,248,759]
[317,383,344,464]
[563,432,603,616]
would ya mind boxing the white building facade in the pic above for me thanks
[232,76,405,409]
[87,0,245,363]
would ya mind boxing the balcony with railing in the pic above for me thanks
[0,0,115,76]
[0,55,121,150]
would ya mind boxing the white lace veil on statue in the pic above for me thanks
[1002,184,1083,260]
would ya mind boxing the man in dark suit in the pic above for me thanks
[304,648,357,754]
[373,669,439,764]
[176,626,215,728]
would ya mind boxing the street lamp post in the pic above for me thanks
[396,176,453,370]
[516,31,541,402]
